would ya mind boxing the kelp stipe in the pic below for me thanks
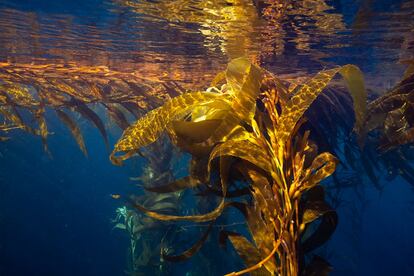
[110,57,368,275]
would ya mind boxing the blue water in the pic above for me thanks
[1,0,414,275]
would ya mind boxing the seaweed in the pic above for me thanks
[110,57,368,275]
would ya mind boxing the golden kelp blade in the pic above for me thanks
[209,138,273,174]
[227,233,265,267]
[226,57,263,121]
[277,65,367,145]
[111,92,220,164]
[55,109,88,157]
[171,119,223,143]
[301,152,338,190]
[339,65,367,133]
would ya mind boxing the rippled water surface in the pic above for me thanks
[0,0,412,87]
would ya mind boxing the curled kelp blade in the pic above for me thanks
[277,65,367,145]
[208,138,273,175]
[130,156,230,222]
[162,222,214,262]
[111,92,221,165]
[225,57,263,121]
[302,152,338,190]
[171,119,223,143]
[55,109,88,157]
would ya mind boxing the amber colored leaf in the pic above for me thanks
[111,92,220,164]
[304,152,338,189]
[277,65,367,144]
[0,136,10,141]
[302,200,334,225]
[55,109,88,157]
[162,222,213,262]
[209,139,273,174]
[227,232,262,265]
[226,57,263,121]
[171,119,222,143]
[223,232,271,275]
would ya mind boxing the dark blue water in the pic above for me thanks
[1,0,414,275]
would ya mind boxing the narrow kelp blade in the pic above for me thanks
[33,108,51,155]
[162,222,214,262]
[72,101,109,148]
[208,138,273,174]
[221,231,271,276]
[55,109,88,157]
[104,103,130,130]
[277,65,367,145]
[110,92,221,164]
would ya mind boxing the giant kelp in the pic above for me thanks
[0,61,182,154]
[110,57,368,275]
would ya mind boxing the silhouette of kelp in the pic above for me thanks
[110,57,368,275]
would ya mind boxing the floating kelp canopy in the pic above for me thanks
[0,60,186,154]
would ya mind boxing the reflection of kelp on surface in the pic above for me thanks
[116,0,346,62]
[110,58,368,275]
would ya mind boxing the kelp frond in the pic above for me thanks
[110,57,368,275]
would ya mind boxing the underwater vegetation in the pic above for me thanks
[109,57,369,275]
[1,54,413,275]
[0,61,183,155]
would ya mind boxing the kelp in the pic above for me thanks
[0,61,181,155]
[110,57,368,275]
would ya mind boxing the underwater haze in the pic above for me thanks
[0,0,414,275]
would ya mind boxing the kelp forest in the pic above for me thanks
[1,0,414,276]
